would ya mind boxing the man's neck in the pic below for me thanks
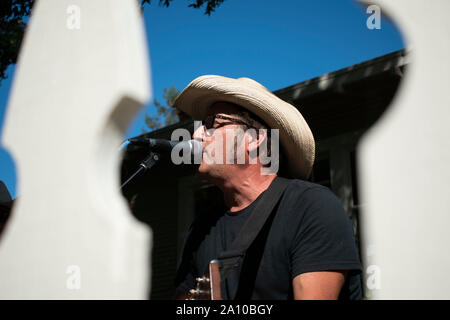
[216,170,277,212]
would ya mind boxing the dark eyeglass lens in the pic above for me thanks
[203,114,251,129]
[203,115,214,129]
[202,115,214,129]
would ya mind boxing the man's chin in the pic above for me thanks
[196,163,219,183]
[196,163,210,177]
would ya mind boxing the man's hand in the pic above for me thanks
[292,271,347,300]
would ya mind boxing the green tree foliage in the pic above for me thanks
[0,0,225,83]
[143,85,191,132]
[0,0,33,81]
[141,0,225,15]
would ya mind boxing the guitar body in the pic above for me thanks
[188,260,222,300]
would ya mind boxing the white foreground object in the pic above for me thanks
[359,0,450,299]
[0,0,151,299]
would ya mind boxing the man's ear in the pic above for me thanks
[247,128,267,155]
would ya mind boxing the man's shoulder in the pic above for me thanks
[282,178,334,200]
[279,178,346,220]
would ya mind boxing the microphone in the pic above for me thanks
[120,138,202,189]
[126,138,202,157]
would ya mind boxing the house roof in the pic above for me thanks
[274,49,408,104]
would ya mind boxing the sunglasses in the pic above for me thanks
[202,114,253,130]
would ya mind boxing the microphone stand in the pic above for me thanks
[120,150,161,190]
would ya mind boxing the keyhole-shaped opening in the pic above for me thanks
[118,0,406,299]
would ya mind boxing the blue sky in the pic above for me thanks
[0,0,404,198]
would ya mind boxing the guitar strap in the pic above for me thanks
[217,176,290,282]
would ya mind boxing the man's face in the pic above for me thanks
[193,102,251,180]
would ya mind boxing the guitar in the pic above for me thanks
[187,260,222,300]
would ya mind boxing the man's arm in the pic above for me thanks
[288,187,361,299]
[292,271,347,300]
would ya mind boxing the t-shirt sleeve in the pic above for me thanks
[289,186,362,279]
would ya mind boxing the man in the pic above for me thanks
[173,75,362,300]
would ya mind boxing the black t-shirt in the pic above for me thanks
[175,179,363,300]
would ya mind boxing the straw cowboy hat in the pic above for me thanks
[174,75,315,180]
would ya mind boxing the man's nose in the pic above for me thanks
[193,125,205,141]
